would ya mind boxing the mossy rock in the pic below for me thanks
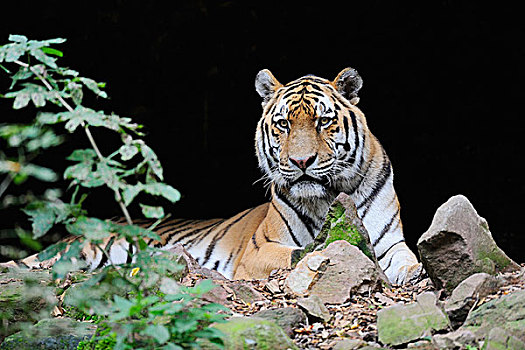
[296,199,374,262]
[0,317,96,350]
[211,317,298,350]
[462,289,525,343]
[0,269,55,341]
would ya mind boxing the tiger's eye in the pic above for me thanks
[319,117,332,126]
[277,119,289,129]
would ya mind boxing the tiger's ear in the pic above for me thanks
[255,69,282,106]
[332,67,363,105]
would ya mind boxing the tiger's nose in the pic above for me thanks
[289,154,317,170]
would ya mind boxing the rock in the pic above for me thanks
[297,295,331,322]
[251,307,306,336]
[417,195,519,293]
[332,338,367,349]
[0,270,55,341]
[483,327,525,350]
[377,292,450,346]
[462,289,525,343]
[199,279,232,307]
[0,318,96,350]
[264,279,281,294]
[444,272,502,328]
[301,193,390,285]
[285,241,386,304]
[212,317,298,350]
[284,252,329,296]
[224,281,266,305]
[432,328,477,349]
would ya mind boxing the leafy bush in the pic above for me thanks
[0,34,227,349]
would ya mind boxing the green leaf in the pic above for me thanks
[8,34,28,43]
[22,204,56,238]
[37,112,60,124]
[10,66,33,89]
[95,162,123,191]
[161,343,184,350]
[22,163,58,182]
[190,279,217,295]
[64,162,92,184]
[30,91,46,107]
[143,183,181,203]
[13,92,30,109]
[79,77,108,99]
[118,144,139,161]
[66,216,111,240]
[143,324,170,345]
[16,227,43,251]
[140,204,165,219]
[29,48,57,69]
[4,44,25,62]
[122,184,142,206]
[67,149,97,162]
[140,144,163,180]
[109,295,135,321]
[41,47,63,57]
[37,241,68,261]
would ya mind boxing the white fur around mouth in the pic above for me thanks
[289,181,326,198]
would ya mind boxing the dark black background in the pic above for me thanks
[1,1,523,262]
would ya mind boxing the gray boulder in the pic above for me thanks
[444,272,502,328]
[433,289,525,349]
[417,195,519,293]
[285,240,386,304]
[251,307,306,336]
[462,289,525,343]
[0,270,55,341]
[377,292,451,346]
[0,318,96,350]
[296,295,331,322]
[211,317,298,350]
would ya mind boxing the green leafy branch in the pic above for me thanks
[1,35,228,349]
[1,34,181,274]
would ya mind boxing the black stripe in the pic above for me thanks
[183,219,226,248]
[275,189,318,239]
[258,119,275,169]
[348,111,359,161]
[126,242,133,264]
[163,221,209,244]
[213,260,220,270]
[202,208,256,266]
[358,152,392,219]
[264,123,278,162]
[225,252,234,267]
[251,233,259,250]
[376,238,405,262]
[155,218,192,231]
[95,236,116,269]
[264,232,278,243]
[271,202,301,246]
[372,208,400,247]
[95,248,108,269]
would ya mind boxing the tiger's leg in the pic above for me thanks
[233,228,300,280]
[378,240,423,284]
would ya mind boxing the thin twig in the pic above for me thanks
[0,174,14,199]
[13,59,133,225]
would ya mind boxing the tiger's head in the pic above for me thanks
[255,68,364,198]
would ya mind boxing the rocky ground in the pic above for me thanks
[1,194,525,349]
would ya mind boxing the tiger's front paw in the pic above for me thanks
[395,262,425,285]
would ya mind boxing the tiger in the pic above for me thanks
[5,68,422,284]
